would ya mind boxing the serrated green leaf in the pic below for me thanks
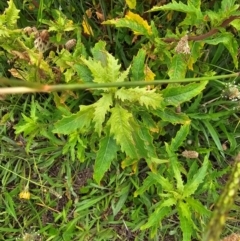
[64,68,74,83]
[106,52,122,82]
[178,202,193,241]
[147,172,174,191]
[168,54,188,79]
[165,143,184,192]
[141,198,176,230]
[81,51,123,83]
[91,41,107,66]
[93,93,113,136]
[230,19,240,31]
[4,0,20,28]
[162,81,208,107]
[188,0,201,9]
[53,105,94,134]
[138,126,157,158]
[221,0,236,8]
[183,155,209,197]
[116,65,130,82]
[81,57,108,83]
[131,49,146,81]
[93,131,118,184]
[74,64,93,82]
[154,109,190,124]
[186,196,211,216]
[130,120,149,158]
[103,11,152,36]
[115,87,163,109]
[204,32,239,68]
[171,122,190,151]
[149,1,196,13]
[107,105,139,158]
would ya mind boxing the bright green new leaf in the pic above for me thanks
[168,54,188,79]
[147,172,174,191]
[178,202,193,241]
[131,49,146,81]
[125,0,136,9]
[171,122,190,151]
[81,51,123,83]
[154,109,190,124]
[53,105,95,134]
[188,0,201,9]
[4,0,20,28]
[183,154,209,197]
[93,131,118,184]
[81,57,109,83]
[106,52,122,82]
[204,32,239,68]
[162,81,208,107]
[107,105,139,159]
[115,87,163,109]
[116,66,131,82]
[93,93,113,136]
[186,197,211,216]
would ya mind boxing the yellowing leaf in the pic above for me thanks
[125,11,152,35]
[187,56,194,70]
[125,0,136,9]
[144,65,155,81]
[82,16,93,36]
[103,12,152,36]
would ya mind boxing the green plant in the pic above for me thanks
[1,0,240,240]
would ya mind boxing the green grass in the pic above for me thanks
[0,0,240,241]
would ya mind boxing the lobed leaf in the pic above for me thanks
[107,105,139,159]
[93,93,113,136]
[115,87,163,109]
[4,0,20,28]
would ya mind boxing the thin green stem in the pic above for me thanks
[0,72,239,94]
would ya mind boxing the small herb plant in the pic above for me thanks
[0,0,240,240]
